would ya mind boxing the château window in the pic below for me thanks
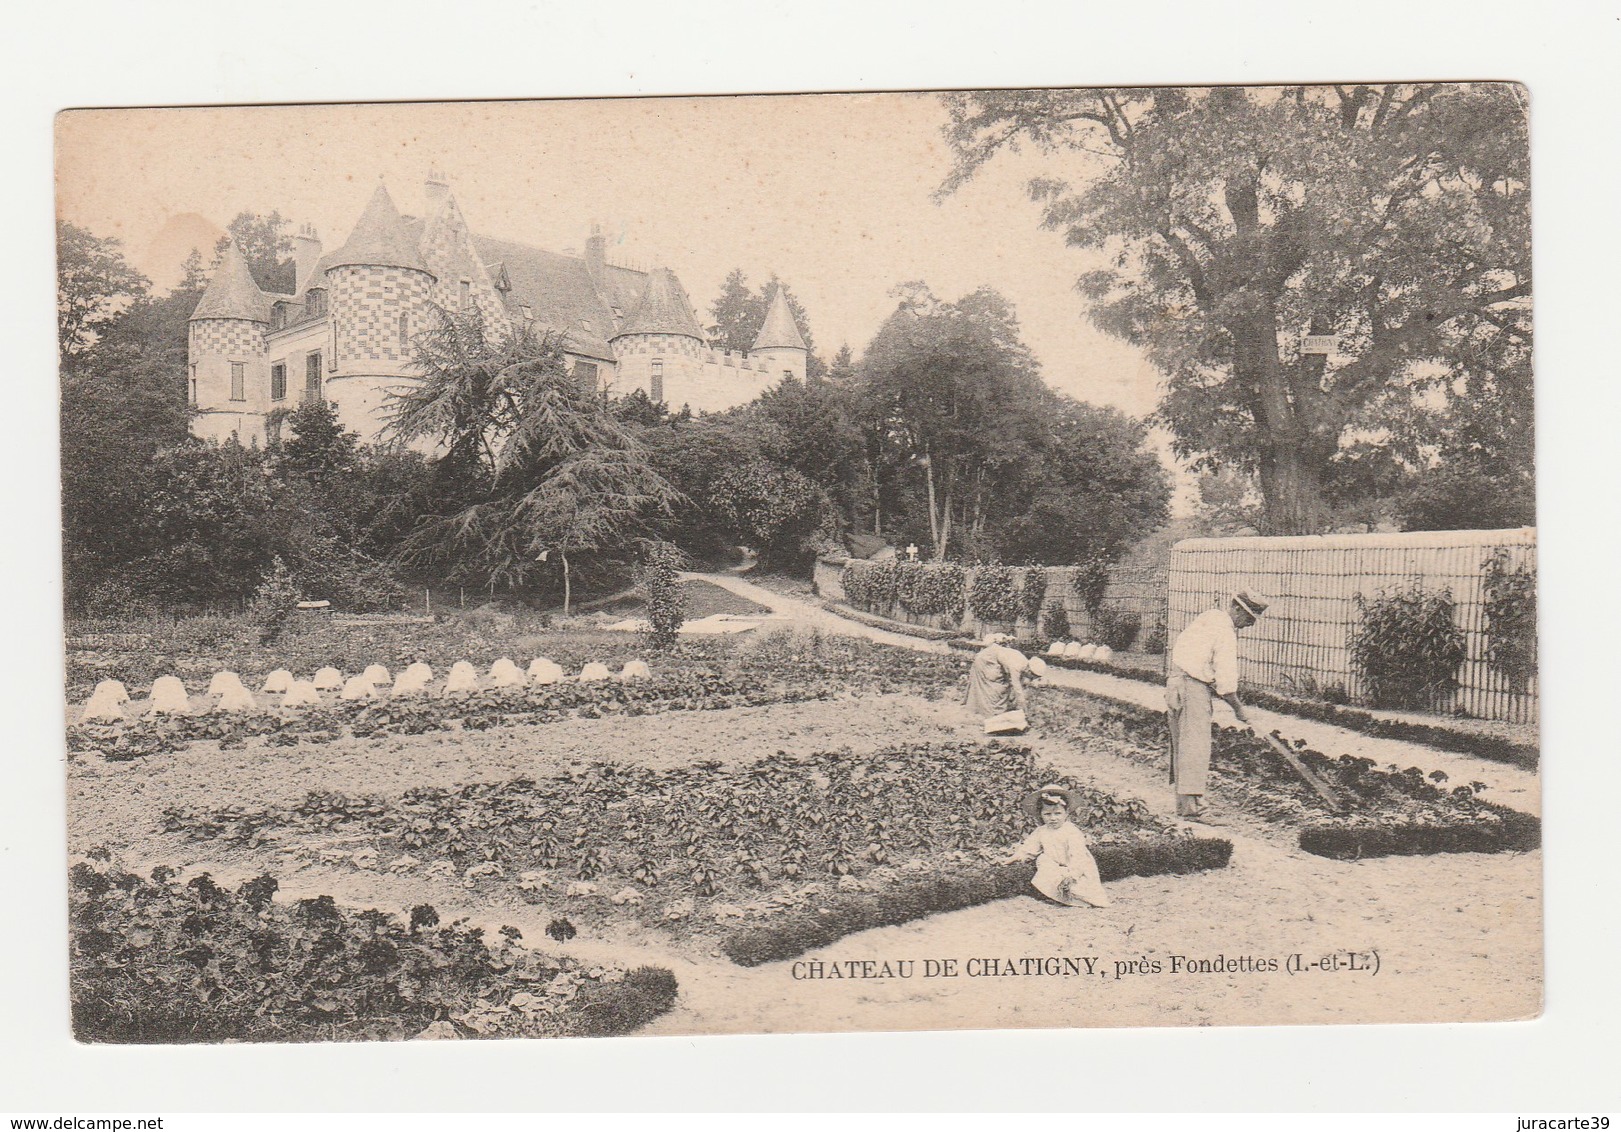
[459,280,471,311]
[571,360,599,393]
[270,363,287,401]
[188,364,198,407]
[304,352,323,403]
[650,365,664,405]
[230,362,246,402]
[307,289,326,318]
[398,313,409,351]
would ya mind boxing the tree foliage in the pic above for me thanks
[939,84,1532,534]
[215,211,296,293]
[58,221,150,357]
[384,312,684,599]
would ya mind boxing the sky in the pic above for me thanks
[55,94,1162,418]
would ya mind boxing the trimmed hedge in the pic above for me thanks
[721,836,1233,967]
[822,600,961,641]
[1299,810,1541,860]
[969,564,1020,624]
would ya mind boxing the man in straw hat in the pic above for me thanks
[1165,590,1270,819]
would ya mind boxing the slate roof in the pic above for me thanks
[191,241,273,322]
[753,285,807,351]
[615,267,705,340]
[451,228,628,362]
[325,183,430,274]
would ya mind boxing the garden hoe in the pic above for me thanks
[1258,730,1348,814]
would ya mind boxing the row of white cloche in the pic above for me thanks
[1044,640,1116,663]
[79,658,653,723]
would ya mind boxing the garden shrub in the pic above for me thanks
[894,561,926,612]
[247,556,301,644]
[1072,558,1112,617]
[1095,609,1142,652]
[1482,550,1537,689]
[1141,621,1167,655]
[886,562,965,621]
[1349,584,1466,710]
[642,543,686,650]
[1042,604,1071,642]
[969,565,1020,625]
[1019,568,1048,624]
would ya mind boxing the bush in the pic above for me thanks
[1141,620,1167,655]
[1482,550,1537,689]
[247,557,300,644]
[1018,568,1048,624]
[969,564,1020,624]
[1350,584,1466,711]
[642,544,686,650]
[1042,604,1071,642]
[1095,609,1142,652]
[1072,558,1112,617]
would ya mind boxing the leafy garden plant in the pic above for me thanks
[1482,549,1537,689]
[1349,584,1466,711]
[969,564,1020,625]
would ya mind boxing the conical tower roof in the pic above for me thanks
[190,240,272,322]
[326,182,429,273]
[753,284,807,351]
[613,267,704,340]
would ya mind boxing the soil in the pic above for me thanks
[64,572,1543,1036]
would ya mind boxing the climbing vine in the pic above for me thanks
[1482,550,1537,689]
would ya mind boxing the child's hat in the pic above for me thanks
[1024,783,1078,820]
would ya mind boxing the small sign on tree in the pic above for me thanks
[1301,335,1337,356]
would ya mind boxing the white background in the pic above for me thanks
[3,0,1618,1114]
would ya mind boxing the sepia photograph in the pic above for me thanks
[53,83,1543,1048]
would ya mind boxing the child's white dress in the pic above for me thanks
[1018,821,1110,907]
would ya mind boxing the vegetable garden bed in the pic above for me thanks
[69,632,969,762]
[157,741,1230,961]
[1026,687,1540,861]
[69,851,677,1044]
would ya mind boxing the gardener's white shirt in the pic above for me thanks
[1171,608,1240,696]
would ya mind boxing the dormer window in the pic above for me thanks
[307,290,327,319]
[611,306,624,319]
[580,319,593,332]
[271,305,287,331]
[521,304,534,323]
[459,280,471,310]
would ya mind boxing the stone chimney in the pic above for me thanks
[584,223,606,291]
[293,223,322,294]
[424,167,450,214]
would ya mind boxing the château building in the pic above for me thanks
[187,173,807,446]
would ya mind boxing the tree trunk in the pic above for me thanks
[561,549,572,617]
[1229,310,1331,536]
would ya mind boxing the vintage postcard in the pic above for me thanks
[56,86,1538,1043]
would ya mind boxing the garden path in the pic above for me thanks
[689,572,1540,817]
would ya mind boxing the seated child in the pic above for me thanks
[1009,784,1111,908]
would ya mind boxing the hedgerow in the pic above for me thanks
[721,838,1233,966]
[843,561,965,622]
[69,852,678,1043]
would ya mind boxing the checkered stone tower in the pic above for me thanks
[187,240,273,445]
[321,182,438,437]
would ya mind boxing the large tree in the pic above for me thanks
[383,312,683,610]
[939,84,1532,534]
[57,222,150,357]
[856,284,1053,560]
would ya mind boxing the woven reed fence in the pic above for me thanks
[1168,529,1538,724]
